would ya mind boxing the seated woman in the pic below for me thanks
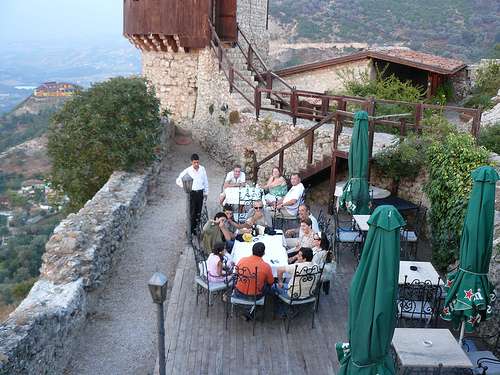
[206,241,234,283]
[312,232,331,265]
[263,167,288,206]
[287,217,315,263]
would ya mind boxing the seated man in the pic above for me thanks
[219,165,246,206]
[245,200,273,228]
[232,242,274,319]
[201,212,227,257]
[221,204,250,253]
[270,172,304,218]
[272,247,318,318]
[285,203,319,248]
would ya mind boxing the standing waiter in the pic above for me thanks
[176,153,209,234]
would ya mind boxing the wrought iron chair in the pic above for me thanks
[332,205,363,263]
[317,209,332,236]
[225,265,267,335]
[397,276,442,328]
[194,248,230,318]
[463,330,500,375]
[400,205,428,260]
[274,263,323,333]
[234,188,260,224]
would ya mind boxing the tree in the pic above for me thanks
[46,76,162,212]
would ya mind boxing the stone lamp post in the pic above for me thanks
[148,272,168,375]
[181,173,194,238]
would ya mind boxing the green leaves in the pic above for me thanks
[423,133,490,268]
[46,76,162,212]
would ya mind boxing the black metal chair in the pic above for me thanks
[274,264,323,334]
[317,209,332,236]
[274,186,309,231]
[225,265,267,335]
[194,248,230,318]
[462,330,500,375]
[400,205,428,260]
[332,205,363,263]
[397,276,442,328]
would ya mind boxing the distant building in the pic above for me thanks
[34,82,75,97]
[21,180,45,195]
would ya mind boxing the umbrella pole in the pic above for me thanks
[458,321,465,347]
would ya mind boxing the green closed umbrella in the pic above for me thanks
[441,165,498,343]
[340,110,372,214]
[336,205,406,374]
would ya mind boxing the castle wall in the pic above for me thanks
[272,59,372,94]
[0,119,171,374]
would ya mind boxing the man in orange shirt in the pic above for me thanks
[234,242,274,300]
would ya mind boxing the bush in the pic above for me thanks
[47,76,162,212]
[479,121,500,155]
[423,132,491,268]
[466,60,500,110]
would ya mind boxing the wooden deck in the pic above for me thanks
[162,239,360,375]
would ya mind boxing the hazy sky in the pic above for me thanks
[0,0,124,40]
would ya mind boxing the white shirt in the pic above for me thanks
[283,182,305,216]
[225,170,245,185]
[176,165,209,195]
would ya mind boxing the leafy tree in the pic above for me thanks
[46,76,162,212]
[466,60,500,110]
[7,190,31,210]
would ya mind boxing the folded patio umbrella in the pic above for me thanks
[339,110,372,214]
[336,205,406,374]
[441,165,498,342]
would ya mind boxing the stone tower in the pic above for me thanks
[123,0,270,131]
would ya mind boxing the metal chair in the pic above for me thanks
[274,186,309,231]
[225,265,267,335]
[274,264,323,334]
[194,248,230,318]
[400,205,428,260]
[397,276,442,328]
[332,205,363,263]
[317,209,332,236]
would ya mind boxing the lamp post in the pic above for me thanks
[181,173,194,239]
[148,272,168,375]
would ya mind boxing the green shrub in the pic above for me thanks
[47,76,162,212]
[423,132,491,268]
[479,121,500,155]
[373,134,426,180]
[466,61,500,110]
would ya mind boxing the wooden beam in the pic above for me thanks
[140,35,157,52]
[151,34,168,52]
[160,34,179,53]
[131,34,150,51]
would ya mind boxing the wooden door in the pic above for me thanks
[215,0,237,42]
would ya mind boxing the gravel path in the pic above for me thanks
[64,139,226,375]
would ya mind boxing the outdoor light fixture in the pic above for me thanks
[181,173,193,194]
[148,272,168,375]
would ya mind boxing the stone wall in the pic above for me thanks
[237,0,270,65]
[272,59,372,94]
[0,119,171,374]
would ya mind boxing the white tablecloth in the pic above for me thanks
[232,231,287,277]
[224,187,263,205]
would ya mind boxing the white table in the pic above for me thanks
[335,181,390,209]
[399,261,442,286]
[224,187,263,205]
[392,328,473,372]
[232,231,288,277]
[353,214,371,232]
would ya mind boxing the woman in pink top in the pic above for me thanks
[207,242,233,283]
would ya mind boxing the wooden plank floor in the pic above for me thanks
[162,239,360,375]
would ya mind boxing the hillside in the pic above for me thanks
[268,0,500,67]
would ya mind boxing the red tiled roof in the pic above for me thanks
[273,48,467,77]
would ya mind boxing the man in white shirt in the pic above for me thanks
[176,153,209,234]
[284,203,319,248]
[271,173,304,218]
[219,165,246,206]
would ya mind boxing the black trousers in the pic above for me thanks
[189,190,204,234]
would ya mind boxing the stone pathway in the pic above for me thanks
[63,140,226,375]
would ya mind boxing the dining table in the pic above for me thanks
[334,181,390,209]
[231,230,288,277]
[391,328,474,374]
[224,186,263,205]
[399,261,442,286]
[372,196,420,212]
